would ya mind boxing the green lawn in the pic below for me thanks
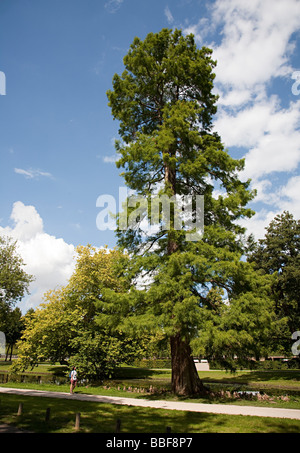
[1,362,300,432]
[1,359,300,389]
[197,369,300,389]
[1,393,300,433]
[1,360,300,411]
[117,366,300,389]
[2,380,300,411]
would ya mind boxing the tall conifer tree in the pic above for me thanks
[107,29,264,394]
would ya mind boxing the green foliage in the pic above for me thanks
[0,235,34,309]
[12,287,83,370]
[13,246,160,380]
[0,235,34,360]
[108,29,217,140]
[69,331,123,380]
[108,29,255,252]
[248,211,300,352]
[106,28,277,389]
[0,307,24,360]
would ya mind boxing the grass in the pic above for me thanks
[2,359,300,387]
[196,369,300,390]
[2,380,300,410]
[1,361,300,403]
[0,360,68,375]
[1,393,300,433]
[1,359,300,433]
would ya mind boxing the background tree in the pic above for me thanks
[247,211,300,354]
[14,286,85,370]
[0,235,34,309]
[15,246,159,379]
[191,269,275,370]
[0,235,33,360]
[107,28,270,395]
[1,307,24,361]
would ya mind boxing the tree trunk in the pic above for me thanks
[9,344,13,361]
[170,333,207,395]
[166,153,207,396]
[5,344,13,361]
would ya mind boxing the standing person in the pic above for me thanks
[70,366,77,394]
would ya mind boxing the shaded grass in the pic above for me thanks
[196,370,300,390]
[1,393,300,433]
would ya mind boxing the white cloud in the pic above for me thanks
[215,99,276,149]
[181,0,300,110]
[277,175,300,218]
[183,0,300,112]
[103,155,119,164]
[240,174,300,239]
[215,98,300,181]
[239,208,279,240]
[211,0,300,94]
[104,0,123,14]
[6,202,44,242]
[181,0,300,241]
[14,168,53,180]
[164,6,174,24]
[0,202,76,311]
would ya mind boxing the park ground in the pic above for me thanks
[0,361,300,433]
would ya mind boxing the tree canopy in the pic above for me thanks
[248,211,300,354]
[14,246,160,379]
[107,28,272,394]
[0,235,34,310]
[0,235,33,360]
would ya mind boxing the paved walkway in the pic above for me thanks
[1,387,300,420]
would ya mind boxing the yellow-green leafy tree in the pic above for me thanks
[14,246,158,380]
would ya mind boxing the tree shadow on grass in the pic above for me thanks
[47,365,69,377]
[112,367,170,379]
[238,371,300,383]
[202,370,300,386]
[1,394,300,434]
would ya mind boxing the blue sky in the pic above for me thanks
[0,0,300,311]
